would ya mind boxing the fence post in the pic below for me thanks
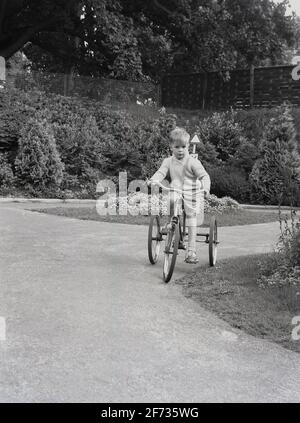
[250,64,255,108]
[157,81,162,108]
[0,56,5,82]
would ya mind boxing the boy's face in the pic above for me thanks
[170,138,189,160]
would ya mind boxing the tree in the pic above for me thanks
[0,0,297,82]
[148,0,296,72]
[22,0,173,81]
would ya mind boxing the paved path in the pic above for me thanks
[1,203,300,403]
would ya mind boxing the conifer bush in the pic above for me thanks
[137,112,177,179]
[15,118,64,191]
[195,110,247,163]
[0,153,15,190]
[250,105,300,206]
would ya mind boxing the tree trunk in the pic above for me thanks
[63,26,79,96]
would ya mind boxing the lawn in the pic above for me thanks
[175,254,300,353]
[33,206,286,227]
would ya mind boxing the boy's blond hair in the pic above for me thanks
[169,127,190,144]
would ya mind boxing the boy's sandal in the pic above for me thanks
[185,250,199,264]
[178,240,186,250]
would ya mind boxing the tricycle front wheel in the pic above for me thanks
[163,222,180,283]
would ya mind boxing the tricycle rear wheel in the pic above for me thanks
[148,216,162,264]
[209,216,218,267]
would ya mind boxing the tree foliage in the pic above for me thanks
[0,0,297,81]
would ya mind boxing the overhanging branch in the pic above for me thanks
[153,0,176,17]
[0,0,80,58]
[0,17,58,59]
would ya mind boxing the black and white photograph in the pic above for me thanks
[0,0,300,408]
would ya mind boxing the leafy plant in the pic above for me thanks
[137,113,177,179]
[207,164,251,203]
[259,210,300,291]
[105,192,240,217]
[250,105,300,206]
[204,194,240,214]
[0,153,15,189]
[54,115,106,183]
[15,118,64,191]
[195,110,247,163]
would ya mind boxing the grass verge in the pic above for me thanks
[175,254,300,353]
[33,206,285,227]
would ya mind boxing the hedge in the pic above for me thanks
[1,85,299,205]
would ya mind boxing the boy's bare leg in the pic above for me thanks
[162,196,175,232]
[188,226,197,251]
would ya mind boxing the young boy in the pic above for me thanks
[149,127,210,264]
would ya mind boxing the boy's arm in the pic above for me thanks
[150,158,170,183]
[191,159,211,194]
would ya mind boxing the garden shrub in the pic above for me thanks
[101,145,143,182]
[137,112,177,179]
[194,139,219,166]
[250,105,300,206]
[234,108,278,146]
[279,213,300,268]
[0,153,15,190]
[54,116,104,176]
[93,106,135,142]
[3,84,299,204]
[105,192,240,216]
[207,165,251,203]
[204,194,240,214]
[291,108,300,150]
[98,130,143,182]
[258,210,300,312]
[259,214,300,290]
[229,138,260,174]
[98,111,177,183]
[15,118,64,191]
[194,110,247,163]
[0,86,96,160]
[91,106,144,182]
[174,107,289,147]
[53,115,107,195]
[105,193,168,217]
[0,87,37,163]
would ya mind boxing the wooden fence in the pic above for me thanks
[161,65,300,110]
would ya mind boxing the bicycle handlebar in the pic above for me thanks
[148,180,204,195]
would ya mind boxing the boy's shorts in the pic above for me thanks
[168,179,204,227]
[183,183,204,227]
